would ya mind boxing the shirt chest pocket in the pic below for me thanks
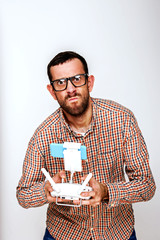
[92,148,124,183]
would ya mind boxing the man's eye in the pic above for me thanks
[74,75,81,82]
[57,79,66,85]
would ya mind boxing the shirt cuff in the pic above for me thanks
[40,181,49,204]
[105,182,122,208]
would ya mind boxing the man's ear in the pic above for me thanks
[88,75,95,93]
[47,84,57,100]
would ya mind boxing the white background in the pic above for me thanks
[0,1,160,239]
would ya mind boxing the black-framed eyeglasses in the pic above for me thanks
[50,73,88,92]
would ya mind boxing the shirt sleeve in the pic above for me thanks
[106,112,156,208]
[16,134,48,208]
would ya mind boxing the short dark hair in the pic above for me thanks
[47,51,88,81]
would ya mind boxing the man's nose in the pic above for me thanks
[66,80,76,93]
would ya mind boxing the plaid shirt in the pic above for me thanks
[17,98,156,240]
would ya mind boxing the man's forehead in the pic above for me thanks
[50,58,84,79]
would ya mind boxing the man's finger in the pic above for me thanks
[53,170,66,182]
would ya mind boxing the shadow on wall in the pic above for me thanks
[0,30,3,240]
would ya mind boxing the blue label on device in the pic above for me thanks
[50,143,87,159]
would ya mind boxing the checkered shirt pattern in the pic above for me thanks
[17,98,156,240]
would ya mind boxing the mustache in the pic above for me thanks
[65,93,81,100]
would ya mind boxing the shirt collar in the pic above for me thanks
[58,98,97,138]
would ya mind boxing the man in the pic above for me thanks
[17,51,156,240]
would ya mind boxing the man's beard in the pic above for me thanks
[56,91,90,117]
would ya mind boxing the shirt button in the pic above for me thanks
[111,203,114,207]
[91,214,94,217]
[90,228,93,231]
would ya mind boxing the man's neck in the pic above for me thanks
[63,100,93,134]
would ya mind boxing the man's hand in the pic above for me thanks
[44,170,66,203]
[74,175,109,207]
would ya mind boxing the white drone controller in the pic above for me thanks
[42,142,92,207]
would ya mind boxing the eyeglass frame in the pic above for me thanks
[50,73,88,92]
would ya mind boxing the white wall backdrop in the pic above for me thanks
[1,1,159,239]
